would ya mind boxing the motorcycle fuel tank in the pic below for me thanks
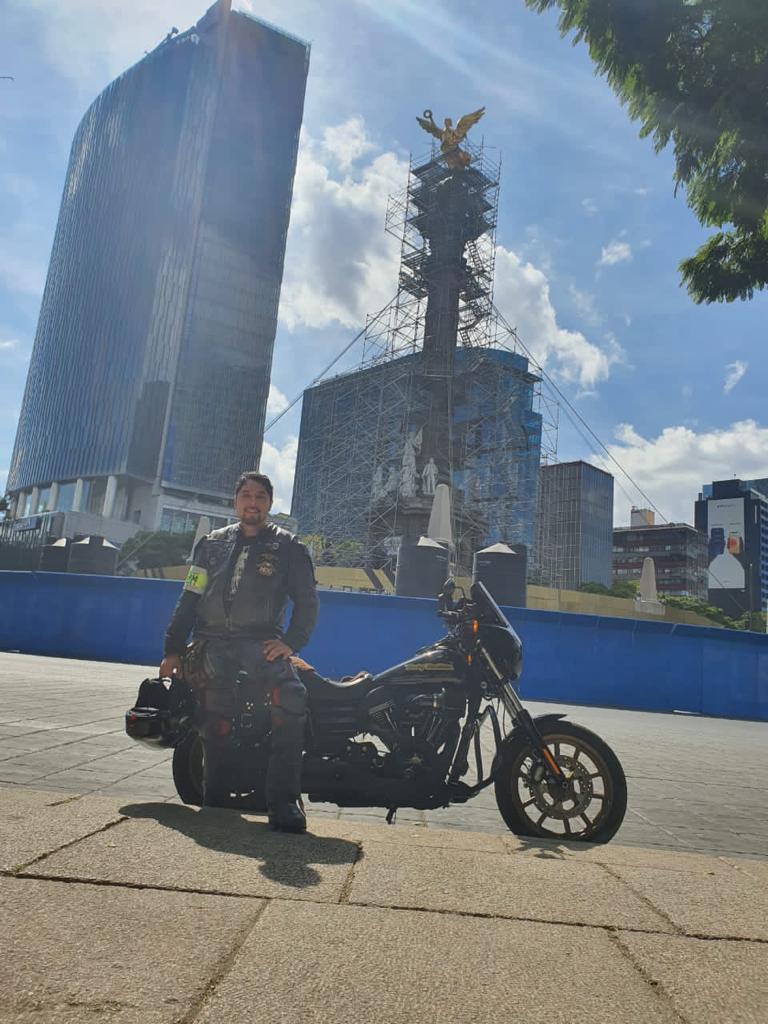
[373,644,464,688]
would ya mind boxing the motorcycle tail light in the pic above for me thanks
[216,718,233,738]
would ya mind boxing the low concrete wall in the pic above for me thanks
[1,571,766,720]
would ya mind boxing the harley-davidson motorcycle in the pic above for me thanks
[126,579,627,843]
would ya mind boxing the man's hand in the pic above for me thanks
[263,639,293,662]
[159,654,183,679]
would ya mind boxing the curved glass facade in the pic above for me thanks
[9,0,308,507]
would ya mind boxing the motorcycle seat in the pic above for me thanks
[302,670,375,701]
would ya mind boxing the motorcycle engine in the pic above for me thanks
[363,688,465,775]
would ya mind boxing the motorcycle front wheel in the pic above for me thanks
[494,720,627,844]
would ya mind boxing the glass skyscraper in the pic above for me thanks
[532,460,615,589]
[7,0,308,542]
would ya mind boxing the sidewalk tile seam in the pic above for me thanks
[11,870,767,950]
[5,814,127,874]
[46,793,86,807]
[337,842,364,904]
[343,896,685,937]
[597,861,685,937]
[174,899,271,1024]
[607,931,691,1024]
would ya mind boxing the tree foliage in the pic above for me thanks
[525,0,768,302]
[659,594,766,631]
[299,535,366,568]
[578,580,639,598]
[119,530,196,570]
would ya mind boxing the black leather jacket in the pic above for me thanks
[163,522,318,656]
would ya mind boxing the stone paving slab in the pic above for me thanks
[348,840,675,932]
[616,932,768,1024]
[553,838,743,874]
[196,901,681,1024]
[27,800,360,902]
[308,813,509,853]
[2,785,768,1024]
[607,861,768,940]
[0,875,261,1024]
[0,786,124,871]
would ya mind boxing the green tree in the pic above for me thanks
[608,580,640,599]
[658,594,740,628]
[577,581,611,595]
[525,0,768,302]
[119,530,196,570]
[330,540,364,568]
[735,610,767,633]
[577,580,639,598]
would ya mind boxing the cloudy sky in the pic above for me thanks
[1,0,765,522]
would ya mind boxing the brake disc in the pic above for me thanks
[524,754,594,820]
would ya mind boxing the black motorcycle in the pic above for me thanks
[126,579,627,843]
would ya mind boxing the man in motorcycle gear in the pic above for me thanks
[159,471,318,832]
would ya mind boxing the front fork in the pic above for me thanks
[499,680,568,788]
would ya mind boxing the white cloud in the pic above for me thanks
[321,118,376,172]
[266,383,290,418]
[0,339,19,351]
[723,360,748,394]
[598,239,633,267]
[593,420,768,525]
[494,247,623,391]
[567,284,602,326]
[278,123,407,331]
[581,198,598,216]
[259,436,298,514]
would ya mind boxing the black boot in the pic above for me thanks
[268,800,307,833]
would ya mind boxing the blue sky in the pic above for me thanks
[1,0,766,521]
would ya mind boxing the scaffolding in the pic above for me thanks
[291,139,558,571]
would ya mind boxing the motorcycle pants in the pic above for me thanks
[198,638,307,805]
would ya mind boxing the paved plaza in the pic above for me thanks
[0,652,766,859]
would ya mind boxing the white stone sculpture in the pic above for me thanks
[422,457,438,496]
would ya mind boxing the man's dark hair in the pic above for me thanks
[234,471,273,500]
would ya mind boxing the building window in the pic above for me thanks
[57,482,76,512]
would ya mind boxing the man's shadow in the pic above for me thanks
[119,801,360,890]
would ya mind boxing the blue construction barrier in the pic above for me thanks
[1,571,766,721]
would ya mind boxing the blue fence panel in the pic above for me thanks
[0,571,766,720]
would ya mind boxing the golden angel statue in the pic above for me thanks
[416,106,485,169]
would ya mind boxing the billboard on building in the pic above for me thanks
[707,497,745,589]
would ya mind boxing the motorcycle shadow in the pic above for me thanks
[118,801,360,891]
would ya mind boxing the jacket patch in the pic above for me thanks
[183,565,209,595]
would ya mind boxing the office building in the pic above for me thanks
[532,460,614,589]
[5,0,308,549]
[612,510,707,598]
[695,479,768,615]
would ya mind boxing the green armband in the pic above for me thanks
[183,565,208,595]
